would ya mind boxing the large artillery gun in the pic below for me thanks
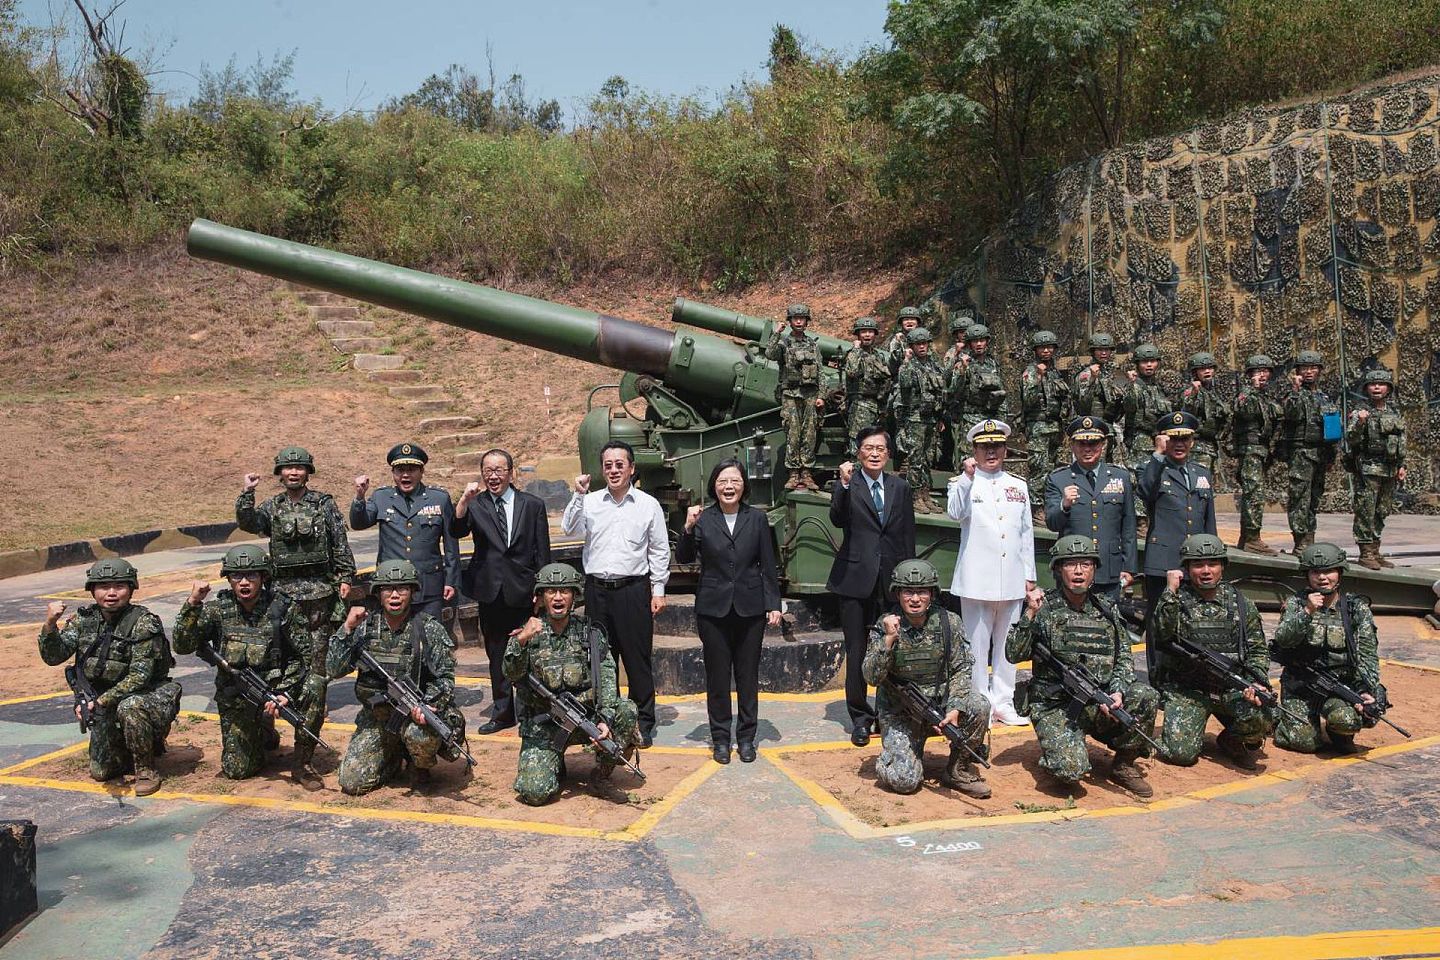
[186,220,1439,617]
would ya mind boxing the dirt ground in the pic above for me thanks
[778,663,1440,828]
[23,712,705,832]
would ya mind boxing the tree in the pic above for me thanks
[192,49,298,120]
[767,23,803,81]
[382,53,561,134]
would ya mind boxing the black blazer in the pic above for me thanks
[825,471,916,599]
[450,488,552,608]
[676,504,781,618]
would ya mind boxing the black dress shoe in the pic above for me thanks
[850,722,872,747]
[478,719,515,735]
[640,733,655,749]
[712,743,731,764]
[737,742,757,763]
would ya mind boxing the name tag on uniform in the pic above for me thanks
[1102,478,1124,493]
[1195,477,1211,490]
[1005,488,1028,503]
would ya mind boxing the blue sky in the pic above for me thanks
[17,0,891,115]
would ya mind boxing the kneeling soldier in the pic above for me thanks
[39,559,181,796]
[505,563,641,806]
[1272,543,1385,754]
[174,545,314,782]
[862,559,992,798]
[1152,534,1272,770]
[327,559,461,795]
[1007,535,1158,797]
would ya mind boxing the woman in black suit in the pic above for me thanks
[677,459,782,764]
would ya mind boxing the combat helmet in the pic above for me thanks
[1133,343,1162,362]
[371,559,420,588]
[964,323,991,342]
[1362,368,1394,387]
[948,315,969,334]
[84,557,139,590]
[1188,351,1218,371]
[534,563,584,594]
[1244,354,1275,372]
[905,327,934,345]
[1295,350,1324,367]
[1179,534,1228,564]
[273,445,316,475]
[890,559,940,591]
[1298,542,1348,572]
[786,303,811,320]
[897,306,924,322]
[1030,330,1059,349]
[220,544,271,577]
[1049,535,1100,567]
[1088,332,1115,351]
[852,316,880,334]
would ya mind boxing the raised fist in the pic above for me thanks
[46,601,66,624]
[1062,484,1080,509]
[243,473,262,492]
[1166,569,1184,593]
[962,457,977,478]
[1304,591,1325,615]
[1126,369,1137,382]
[1154,434,1170,455]
[510,616,544,646]
[574,474,591,494]
[461,481,482,501]
[1290,372,1303,389]
[1035,362,1048,376]
[684,505,703,531]
[344,606,369,631]
[354,475,370,498]
[838,461,855,486]
[188,581,210,604]
[1354,409,1369,421]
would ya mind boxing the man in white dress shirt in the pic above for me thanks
[560,440,670,747]
[946,419,1042,725]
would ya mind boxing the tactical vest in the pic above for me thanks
[530,621,601,706]
[269,494,332,574]
[1288,388,1328,446]
[777,336,821,394]
[889,622,947,685]
[1232,392,1276,448]
[1023,366,1067,425]
[354,613,431,703]
[211,592,286,673]
[845,348,890,400]
[1185,387,1226,443]
[899,358,945,418]
[1076,364,1122,416]
[1042,604,1120,692]
[1174,588,1245,689]
[76,604,154,693]
[1349,405,1404,475]
[1302,600,1358,674]
[963,358,1007,414]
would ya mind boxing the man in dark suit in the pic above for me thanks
[451,448,552,732]
[1044,416,1137,602]
[351,442,460,620]
[826,425,917,746]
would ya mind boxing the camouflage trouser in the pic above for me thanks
[1272,676,1365,753]
[1191,439,1219,475]
[1236,447,1270,535]
[338,702,446,796]
[845,397,883,456]
[292,594,343,767]
[896,418,939,495]
[874,694,989,795]
[1286,448,1327,537]
[1029,681,1158,782]
[780,393,819,469]
[88,681,182,781]
[1106,426,1129,470]
[216,694,277,780]
[513,699,640,806]
[1025,425,1063,506]
[1351,473,1396,544]
[1157,684,1271,766]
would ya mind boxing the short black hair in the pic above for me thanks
[854,425,893,455]
[481,448,514,470]
[706,458,749,503]
[599,440,635,464]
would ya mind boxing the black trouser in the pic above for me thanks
[412,596,447,623]
[478,600,531,726]
[697,610,764,746]
[1142,574,1168,678]
[838,594,881,729]
[585,576,656,738]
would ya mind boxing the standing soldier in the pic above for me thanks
[892,327,947,514]
[840,317,892,456]
[1122,343,1171,536]
[1021,330,1071,524]
[886,306,925,377]
[946,323,1008,467]
[1151,535,1272,770]
[38,559,181,797]
[1180,352,1231,474]
[351,442,460,620]
[766,303,825,492]
[1072,333,1127,467]
[326,559,463,794]
[1281,350,1337,553]
[1232,355,1283,555]
[862,560,992,799]
[1346,368,1407,570]
[236,445,356,776]
[1006,535,1158,797]
[1043,416,1137,603]
[173,545,314,783]
[940,315,970,371]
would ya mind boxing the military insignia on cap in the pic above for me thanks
[402,443,412,455]
[1173,413,1183,424]
[1082,417,1093,428]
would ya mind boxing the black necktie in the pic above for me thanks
[1084,468,1096,488]
[493,496,508,545]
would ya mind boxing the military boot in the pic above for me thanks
[1377,541,1396,568]
[1216,730,1259,771]
[784,470,803,492]
[294,761,324,792]
[912,489,933,515]
[1108,750,1153,798]
[1328,733,1358,755]
[1237,531,1277,556]
[133,769,163,797]
[262,718,281,751]
[1298,532,1315,552]
[800,469,822,493]
[1135,516,1150,540]
[1031,506,1047,526]
[411,766,433,789]
[1357,542,1384,571]
[941,747,992,799]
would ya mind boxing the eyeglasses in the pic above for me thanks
[229,572,263,582]
[481,467,510,476]
[858,443,889,454]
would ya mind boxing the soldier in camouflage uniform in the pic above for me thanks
[326,559,461,795]
[1072,333,1128,468]
[1346,368,1407,570]
[504,563,641,806]
[1152,535,1272,770]
[1179,352,1231,475]
[840,317,892,456]
[946,323,1008,468]
[939,314,968,371]
[1121,343,1171,536]
[1272,543,1384,754]
[862,559,992,798]
[1020,330,1071,523]
[38,559,181,796]
[173,545,314,782]
[765,304,825,492]
[892,326,947,514]
[1280,350,1337,553]
[1232,355,1282,555]
[1006,535,1157,797]
[237,445,357,771]
[885,306,925,378]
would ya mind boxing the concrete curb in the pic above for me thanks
[0,522,250,581]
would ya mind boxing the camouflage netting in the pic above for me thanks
[930,73,1440,512]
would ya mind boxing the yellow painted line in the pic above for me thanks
[1382,657,1440,674]
[760,748,878,838]
[621,755,726,839]
[0,740,87,777]
[0,690,70,707]
[963,925,1440,960]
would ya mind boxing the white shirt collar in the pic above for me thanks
[602,485,636,504]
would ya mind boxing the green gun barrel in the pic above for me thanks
[672,297,851,363]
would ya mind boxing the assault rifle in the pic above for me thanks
[196,642,333,752]
[63,664,98,734]
[1285,661,1411,738]
[1162,635,1309,725]
[525,673,645,781]
[893,678,990,769]
[1031,640,1162,753]
[353,647,476,767]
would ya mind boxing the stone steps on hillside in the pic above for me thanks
[419,416,479,433]
[450,450,490,468]
[352,354,405,371]
[330,337,392,354]
[311,305,359,320]
[315,319,376,337]
[407,399,452,414]
[428,432,489,450]
[365,369,424,383]
[386,385,447,400]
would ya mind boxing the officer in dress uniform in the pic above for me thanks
[351,442,461,621]
[1043,416,1137,603]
